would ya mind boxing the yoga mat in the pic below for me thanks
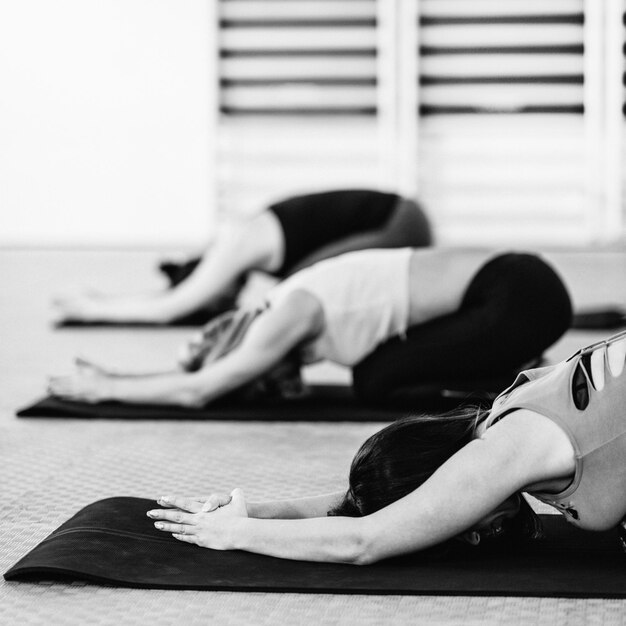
[572,308,626,330]
[5,497,625,597]
[56,310,212,328]
[18,367,534,421]
[16,385,473,421]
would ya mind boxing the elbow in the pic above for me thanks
[352,551,378,567]
[177,376,209,408]
[342,519,381,566]
[182,393,206,409]
[177,391,206,409]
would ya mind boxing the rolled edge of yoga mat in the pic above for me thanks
[5,497,626,597]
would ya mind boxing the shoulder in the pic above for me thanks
[268,288,325,337]
[480,409,576,488]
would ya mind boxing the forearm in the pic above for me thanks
[108,371,205,406]
[232,515,367,564]
[247,491,345,519]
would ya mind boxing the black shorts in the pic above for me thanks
[269,190,430,277]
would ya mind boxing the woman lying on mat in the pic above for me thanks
[52,189,431,325]
[47,247,571,408]
[145,332,626,563]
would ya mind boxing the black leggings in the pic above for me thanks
[270,189,432,277]
[352,253,572,404]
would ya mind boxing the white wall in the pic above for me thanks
[0,0,214,247]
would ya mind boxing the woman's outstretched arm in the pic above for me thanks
[156,491,346,519]
[48,290,323,407]
[52,212,283,324]
[150,409,574,562]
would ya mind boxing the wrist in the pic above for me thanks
[246,501,276,519]
[99,374,117,401]
[246,501,261,518]
[228,516,251,550]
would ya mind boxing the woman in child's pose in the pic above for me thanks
[48,248,571,408]
[53,189,431,325]
[146,332,626,563]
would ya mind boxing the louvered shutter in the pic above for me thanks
[416,0,592,244]
[216,0,391,215]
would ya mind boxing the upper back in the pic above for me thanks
[267,248,413,366]
[485,331,626,531]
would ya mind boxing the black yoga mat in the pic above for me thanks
[5,497,625,597]
[572,308,626,330]
[16,378,513,421]
[16,386,411,421]
[56,310,212,328]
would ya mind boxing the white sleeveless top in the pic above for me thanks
[267,248,412,366]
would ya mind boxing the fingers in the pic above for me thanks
[47,376,64,395]
[607,338,626,377]
[75,356,100,370]
[47,376,76,398]
[172,533,198,545]
[155,496,204,513]
[47,367,105,402]
[201,493,232,513]
[156,492,235,514]
[153,521,195,534]
[590,347,606,391]
[74,356,109,375]
[147,509,196,525]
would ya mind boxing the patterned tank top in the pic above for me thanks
[484,330,626,531]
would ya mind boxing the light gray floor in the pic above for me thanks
[1,249,625,626]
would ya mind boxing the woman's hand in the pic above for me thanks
[51,291,105,323]
[589,336,626,390]
[47,357,113,403]
[155,492,234,513]
[148,489,248,549]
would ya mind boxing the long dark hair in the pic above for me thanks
[329,407,484,518]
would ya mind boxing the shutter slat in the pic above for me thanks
[221,28,377,50]
[421,84,582,107]
[221,1,376,20]
[222,57,376,79]
[421,0,583,18]
[421,54,583,76]
[420,24,583,47]
[222,85,377,108]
